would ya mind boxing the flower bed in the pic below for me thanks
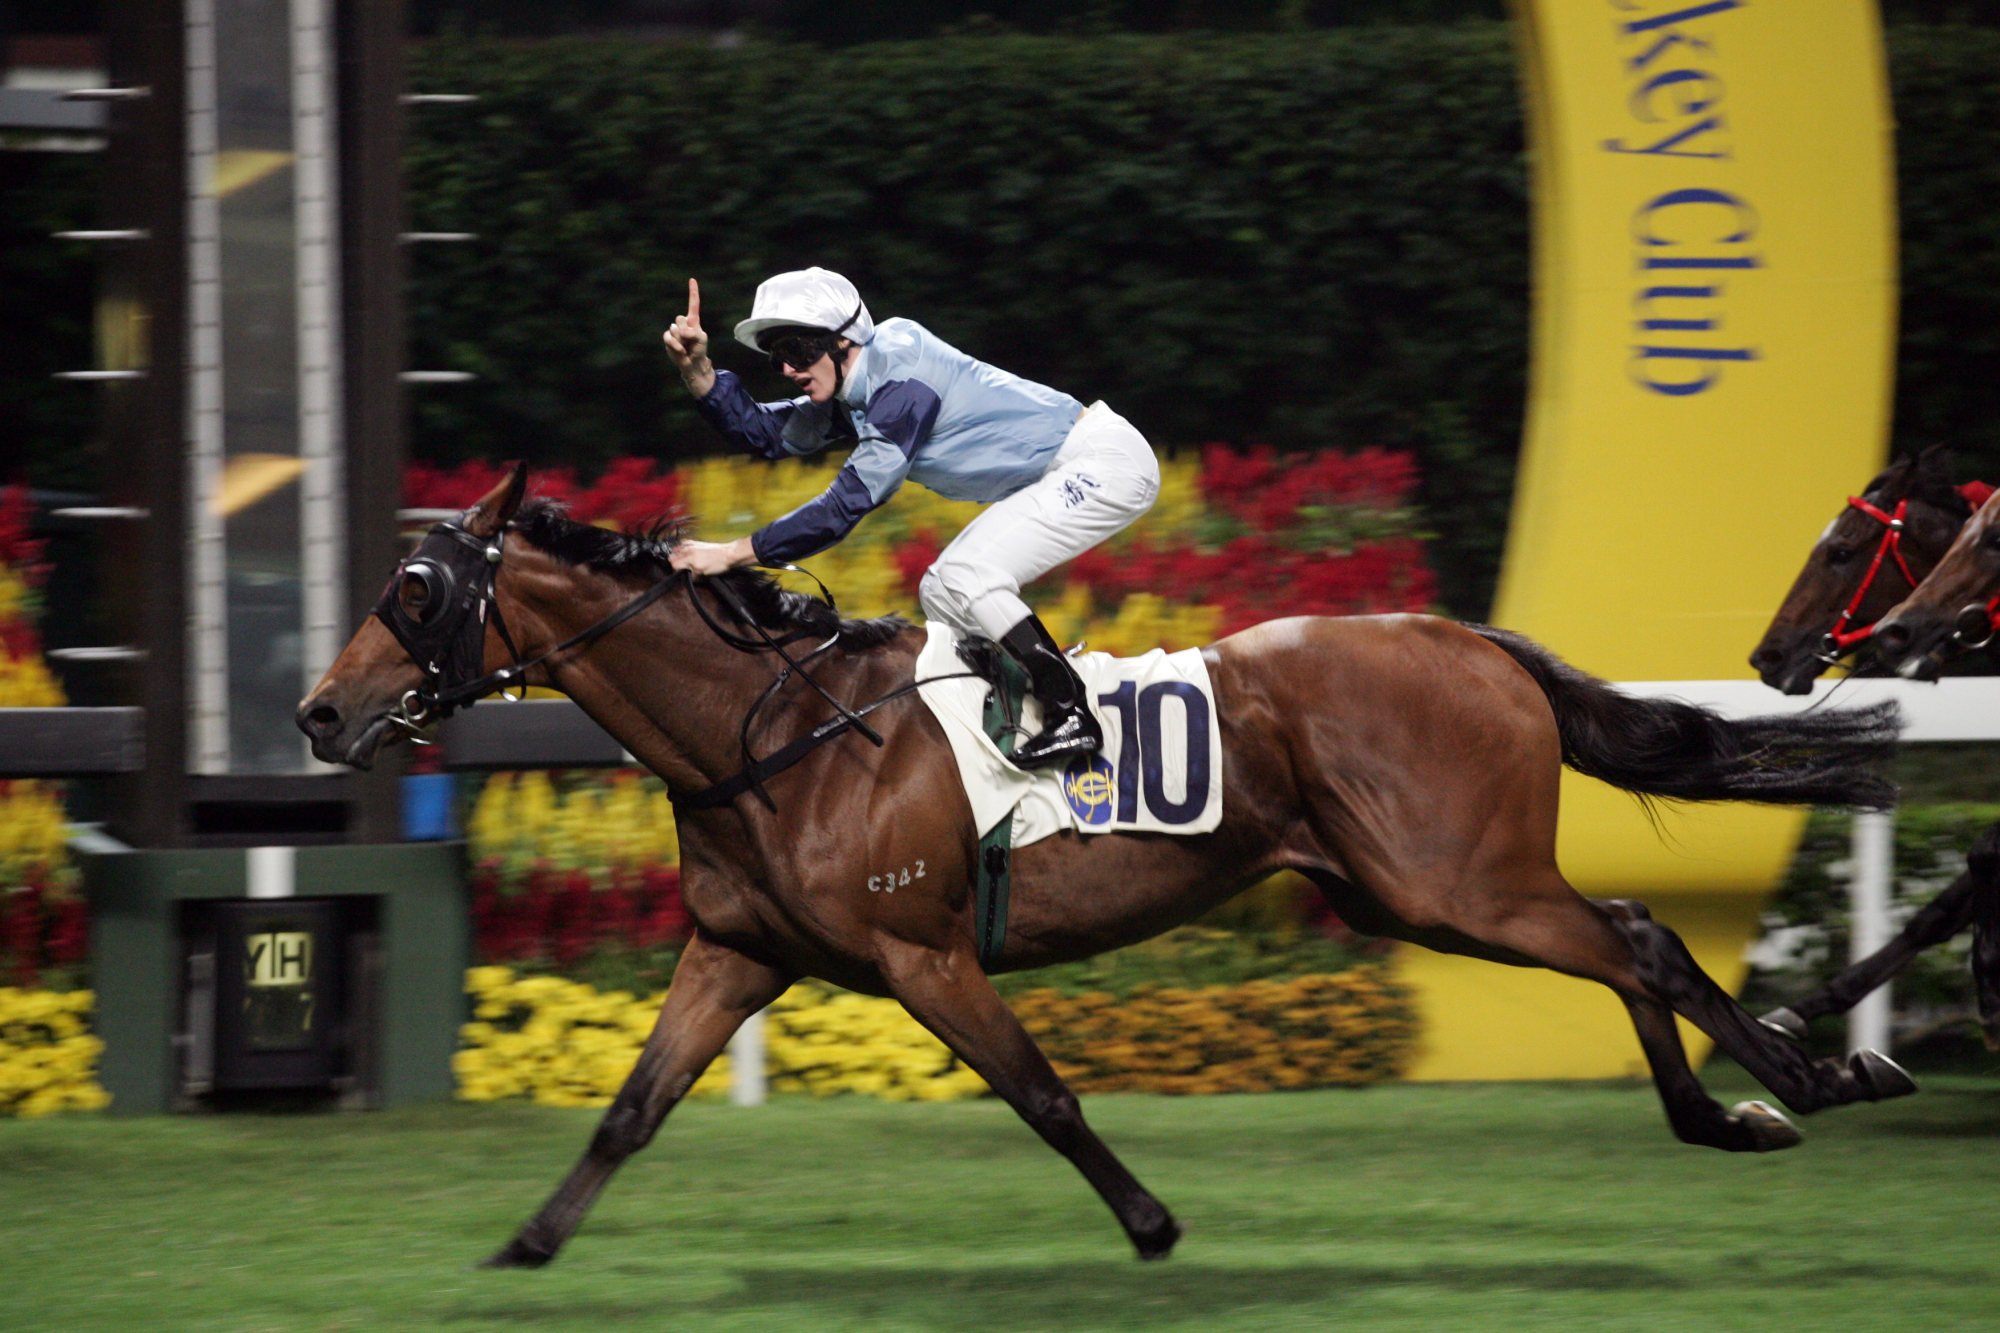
[0,988,107,1117]
[454,958,1415,1106]
[0,485,85,990]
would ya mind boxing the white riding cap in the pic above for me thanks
[733,267,876,352]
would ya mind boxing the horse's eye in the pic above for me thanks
[1824,545,1856,566]
[1983,527,2000,553]
[400,572,435,620]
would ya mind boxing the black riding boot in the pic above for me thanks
[998,614,1103,769]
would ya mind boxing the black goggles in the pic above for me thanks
[765,329,841,375]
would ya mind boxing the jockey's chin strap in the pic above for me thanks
[1816,496,1918,662]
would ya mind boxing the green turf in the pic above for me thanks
[2,1065,1997,1332]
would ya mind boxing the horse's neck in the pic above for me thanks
[525,574,917,800]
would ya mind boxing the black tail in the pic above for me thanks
[1469,625,1899,810]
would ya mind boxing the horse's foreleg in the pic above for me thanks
[882,947,1181,1261]
[483,931,791,1270]
[1759,867,1983,1040]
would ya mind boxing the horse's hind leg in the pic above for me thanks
[1618,990,1803,1152]
[881,945,1181,1260]
[1311,869,1801,1151]
[1597,898,1916,1116]
[483,931,791,1269]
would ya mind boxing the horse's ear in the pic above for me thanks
[464,462,528,538]
[1913,442,1955,482]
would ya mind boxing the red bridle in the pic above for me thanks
[1819,496,1918,658]
[1954,484,2000,649]
[1818,481,1998,658]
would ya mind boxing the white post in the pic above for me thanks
[1848,809,1894,1055]
[728,1008,766,1107]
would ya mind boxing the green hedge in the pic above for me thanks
[10,24,2000,615]
[402,26,1531,612]
[397,22,2000,615]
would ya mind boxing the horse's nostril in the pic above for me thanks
[1749,647,1783,674]
[1875,622,1910,653]
[301,704,341,738]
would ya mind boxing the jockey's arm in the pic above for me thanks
[692,370,851,462]
[748,381,940,563]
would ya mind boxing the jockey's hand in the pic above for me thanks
[670,536,756,578]
[662,278,715,397]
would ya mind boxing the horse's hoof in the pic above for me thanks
[1758,1007,1808,1042]
[479,1237,554,1270]
[1730,1100,1803,1152]
[1849,1048,1918,1101]
[1133,1215,1182,1262]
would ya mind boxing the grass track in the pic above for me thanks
[3,1066,1998,1331]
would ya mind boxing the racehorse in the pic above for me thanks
[1749,446,1985,696]
[1873,481,2000,681]
[300,465,1912,1269]
[1748,446,2000,1042]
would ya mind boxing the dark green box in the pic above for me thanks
[83,841,467,1114]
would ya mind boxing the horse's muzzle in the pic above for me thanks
[297,695,392,769]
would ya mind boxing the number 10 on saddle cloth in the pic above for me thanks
[914,623,1224,846]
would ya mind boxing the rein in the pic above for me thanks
[374,517,979,814]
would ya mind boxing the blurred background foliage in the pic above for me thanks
[8,17,2000,618]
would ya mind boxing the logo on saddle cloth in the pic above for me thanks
[1061,754,1116,826]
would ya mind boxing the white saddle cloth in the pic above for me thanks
[913,623,1224,847]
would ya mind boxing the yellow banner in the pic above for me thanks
[1498,0,1896,888]
[1406,2,1897,1078]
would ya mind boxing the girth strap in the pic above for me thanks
[678,712,861,812]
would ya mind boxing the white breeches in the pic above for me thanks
[919,401,1160,641]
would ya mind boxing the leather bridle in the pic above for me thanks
[370,515,961,812]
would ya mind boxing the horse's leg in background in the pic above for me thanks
[881,945,1181,1260]
[1759,868,1983,1040]
[1966,824,2000,1046]
[483,931,791,1269]
[1595,897,1917,1115]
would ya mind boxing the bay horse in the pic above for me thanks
[1748,445,2000,1043]
[1873,481,2000,681]
[1749,445,1984,696]
[301,466,1913,1269]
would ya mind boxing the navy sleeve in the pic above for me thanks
[692,369,843,461]
[751,466,881,564]
[749,379,941,564]
[862,379,942,459]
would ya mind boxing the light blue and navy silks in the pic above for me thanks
[693,317,1083,564]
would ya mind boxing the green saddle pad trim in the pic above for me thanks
[976,652,1029,970]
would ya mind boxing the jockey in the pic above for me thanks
[663,267,1160,769]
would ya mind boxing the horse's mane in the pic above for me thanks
[1868,447,1973,518]
[507,499,910,649]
